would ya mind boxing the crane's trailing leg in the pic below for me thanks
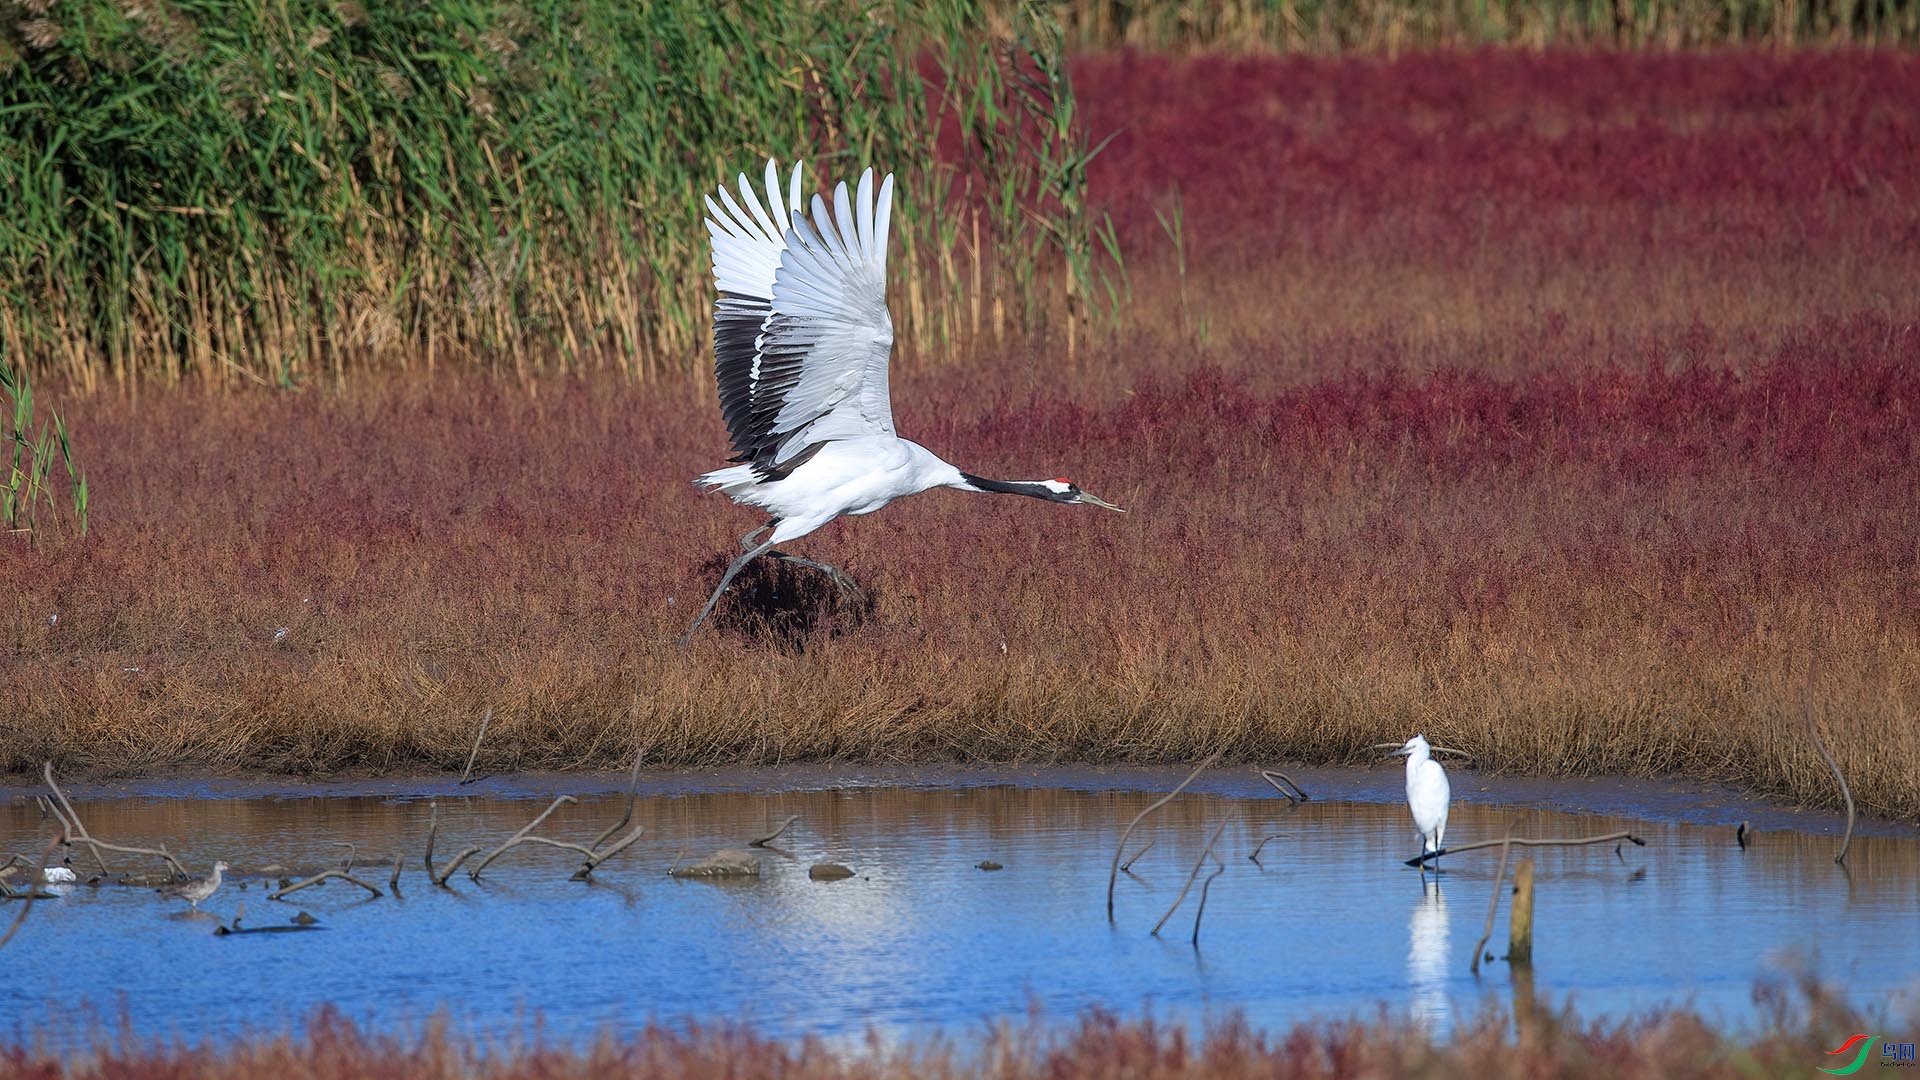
[681,536,781,645]
[770,551,866,600]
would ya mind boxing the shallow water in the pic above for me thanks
[3,773,1916,1048]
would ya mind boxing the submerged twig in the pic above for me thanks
[43,762,187,878]
[388,852,403,895]
[1406,831,1646,868]
[1248,834,1286,864]
[1470,833,1515,976]
[1259,770,1309,804]
[469,796,577,880]
[1120,838,1155,873]
[747,815,799,848]
[1108,750,1220,923]
[459,707,493,785]
[269,869,383,900]
[423,801,440,878]
[1802,677,1854,865]
[1152,819,1229,937]
[333,842,357,874]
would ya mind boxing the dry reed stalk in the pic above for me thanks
[1108,752,1222,922]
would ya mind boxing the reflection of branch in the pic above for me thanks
[747,815,798,848]
[1152,819,1228,937]
[1108,751,1219,922]
[269,869,383,900]
[470,796,576,880]
[1259,770,1309,804]
[1802,678,1855,865]
[43,762,187,878]
[1406,831,1645,867]
[1470,834,1515,975]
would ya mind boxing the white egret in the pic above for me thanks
[160,860,228,910]
[682,160,1124,643]
[1392,734,1451,871]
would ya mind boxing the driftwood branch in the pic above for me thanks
[268,869,384,900]
[459,707,494,785]
[1802,677,1855,865]
[1152,819,1229,937]
[43,762,188,878]
[388,852,403,895]
[423,801,440,877]
[1470,834,1516,975]
[333,842,357,874]
[469,796,577,880]
[1406,831,1646,868]
[1120,839,1155,873]
[747,815,799,848]
[1259,770,1310,804]
[1108,751,1220,923]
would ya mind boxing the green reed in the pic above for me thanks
[1,362,87,541]
[0,0,1115,386]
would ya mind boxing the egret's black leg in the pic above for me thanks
[680,537,781,645]
[770,551,866,600]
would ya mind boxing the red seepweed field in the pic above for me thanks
[4,48,1918,818]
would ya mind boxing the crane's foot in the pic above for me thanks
[771,552,866,601]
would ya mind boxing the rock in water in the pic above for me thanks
[975,861,1004,872]
[808,862,854,881]
[671,848,762,878]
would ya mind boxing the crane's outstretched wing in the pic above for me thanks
[705,161,895,476]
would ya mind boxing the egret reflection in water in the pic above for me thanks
[1408,878,1452,1035]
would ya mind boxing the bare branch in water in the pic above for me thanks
[1191,853,1225,947]
[469,796,577,880]
[1406,831,1646,868]
[1470,832,1515,976]
[1109,750,1220,923]
[1259,770,1309,804]
[1248,833,1286,864]
[1802,675,1854,865]
[269,869,384,900]
[43,762,188,878]
[747,815,799,848]
[1152,819,1229,937]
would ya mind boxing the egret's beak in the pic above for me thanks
[1076,490,1126,513]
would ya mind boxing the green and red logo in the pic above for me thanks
[1821,1034,1918,1074]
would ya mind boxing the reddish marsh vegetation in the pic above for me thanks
[4,50,1917,816]
[0,987,1885,1080]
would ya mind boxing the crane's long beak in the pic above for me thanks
[1076,491,1126,513]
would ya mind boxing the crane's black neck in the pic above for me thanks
[959,472,1070,502]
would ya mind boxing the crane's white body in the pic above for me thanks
[680,160,1120,641]
[1395,735,1451,860]
[697,437,969,545]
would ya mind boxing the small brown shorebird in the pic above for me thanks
[162,861,229,910]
